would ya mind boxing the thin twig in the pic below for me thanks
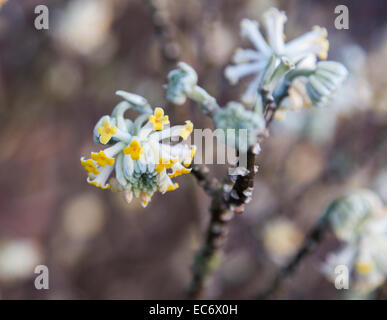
[190,164,219,196]
[146,0,180,68]
[256,212,331,299]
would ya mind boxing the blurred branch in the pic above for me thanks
[256,211,331,299]
[190,165,219,196]
[146,0,180,68]
[188,100,281,299]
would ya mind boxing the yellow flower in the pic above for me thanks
[97,118,117,144]
[155,158,178,173]
[356,262,374,275]
[149,107,169,131]
[167,183,179,192]
[91,151,115,167]
[312,26,329,60]
[184,146,196,167]
[179,120,193,140]
[80,158,100,176]
[123,139,144,160]
[140,192,152,207]
[88,180,111,190]
[168,167,191,178]
[274,109,286,121]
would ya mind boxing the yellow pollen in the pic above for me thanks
[356,262,374,275]
[97,118,117,145]
[155,158,178,173]
[91,151,115,167]
[317,39,329,60]
[88,180,110,190]
[167,183,179,192]
[149,107,169,131]
[184,147,196,167]
[123,140,145,160]
[169,167,191,178]
[179,120,193,140]
[310,26,329,60]
[81,158,100,175]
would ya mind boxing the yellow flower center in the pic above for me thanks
[149,107,169,131]
[123,139,145,160]
[168,167,191,178]
[91,151,115,167]
[88,180,110,190]
[155,158,178,173]
[97,118,117,145]
[167,183,179,192]
[81,158,100,176]
[179,120,193,140]
[356,262,374,275]
[312,26,329,60]
[184,147,196,167]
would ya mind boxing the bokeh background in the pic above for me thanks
[0,0,386,299]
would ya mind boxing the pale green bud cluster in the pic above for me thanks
[306,61,348,107]
[328,189,383,242]
[213,102,265,150]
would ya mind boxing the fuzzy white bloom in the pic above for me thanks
[0,240,42,282]
[323,190,387,295]
[225,7,330,104]
[263,218,304,265]
[81,91,196,208]
[328,189,383,242]
[55,0,113,56]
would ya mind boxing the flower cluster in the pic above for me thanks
[213,102,265,150]
[167,62,266,150]
[81,91,196,207]
[323,190,387,295]
[225,7,347,107]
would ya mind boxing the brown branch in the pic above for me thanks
[190,164,219,196]
[188,189,234,299]
[227,103,277,212]
[146,0,180,69]
[256,211,330,299]
[187,102,280,299]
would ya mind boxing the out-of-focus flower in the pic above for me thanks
[204,21,235,66]
[0,0,8,9]
[0,240,42,283]
[328,189,383,242]
[372,168,387,203]
[62,192,105,241]
[54,0,114,55]
[263,218,304,265]
[323,190,387,295]
[331,44,373,113]
[81,91,196,208]
[213,101,265,150]
[225,7,330,103]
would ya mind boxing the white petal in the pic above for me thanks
[240,19,271,55]
[262,8,287,54]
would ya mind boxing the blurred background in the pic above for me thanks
[0,0,386,299]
